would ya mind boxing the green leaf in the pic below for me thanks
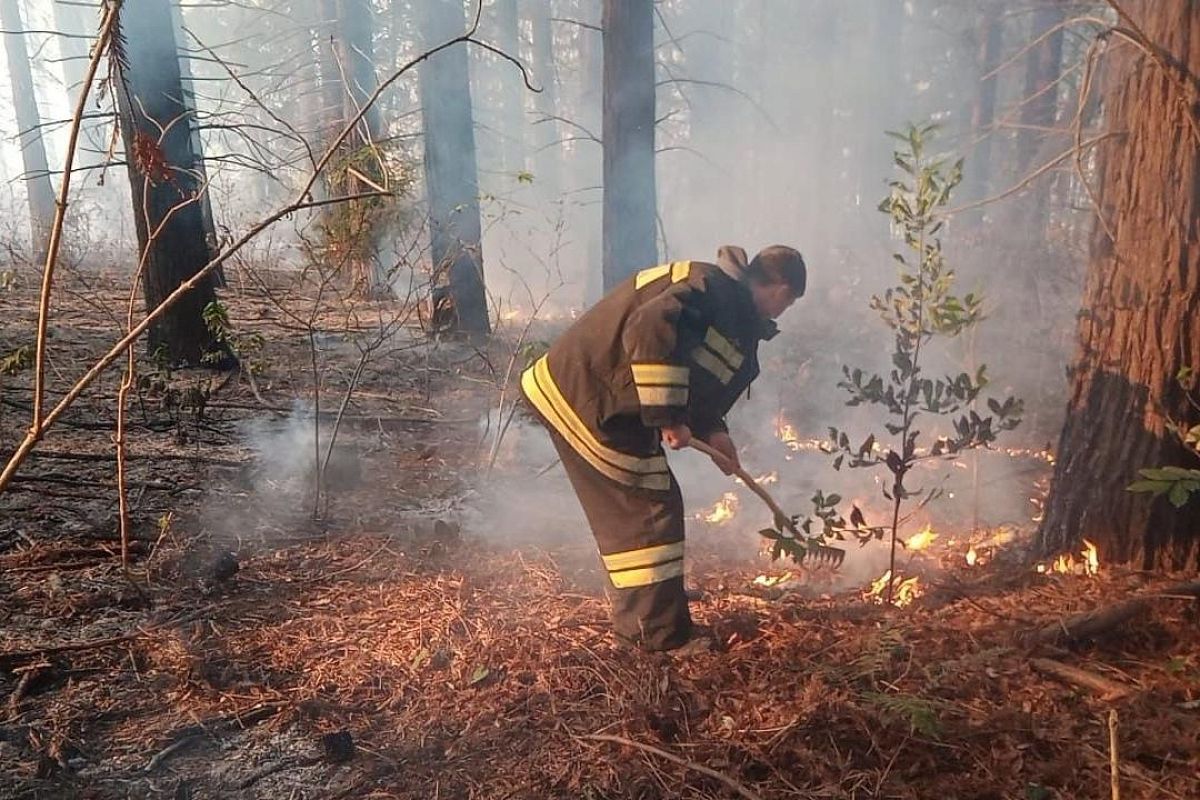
[1127,479,1170,496]
[1168,481,1195,508]
[468,665,491,686]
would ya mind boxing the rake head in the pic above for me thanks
[758,526,847,569]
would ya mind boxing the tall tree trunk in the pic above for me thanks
[967,3,1002,204]
[418,0,490,335]
[1,0,56,256]
[1037,2,1200,571]
[493,0,525,177]
[113,0,220,366]
[527,0,561,199]
[1016,0,1066,218]
[170,0,221,285]
[338,0,383,140]
[601,0,656,290]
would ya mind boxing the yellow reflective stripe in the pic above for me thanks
[608,559,685,589]
[704,328,744,370]
[635,264,670,289]
[601,541,684,572]
[691,346,734,384]
[636,385,688,406]
[631,363,689,386]
[670,261,691,283]
[521,357,670,491]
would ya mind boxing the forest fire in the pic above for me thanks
[965,544,979,566]
[700,492,740,524]
[1035,538,1101,576]
[864,570,923,607]
[905,524,938,551]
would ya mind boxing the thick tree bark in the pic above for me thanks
[1,0,56,256]
[418,0,490,335]
[601,0,656,291]
[1037,1,1200,571]
[113,0,220,366]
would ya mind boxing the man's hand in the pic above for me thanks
[705,431,740,475]
[660,423,692,450]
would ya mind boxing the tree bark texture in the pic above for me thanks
[418,0,490,334]
[113,0,220,366]
[2,0,56,255]
[1037,1,1200,571]
[601,0,656,291]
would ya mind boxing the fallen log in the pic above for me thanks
[1035,580,1200,646]
[1030,658,1133,699]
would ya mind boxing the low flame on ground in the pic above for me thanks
[1035,538,1100,576]
[965,545,978,566]
[753,572,793,587]
[774,415,824,454]
[905,524,938,551]
[699,492,740,524]
[864,570,923,607]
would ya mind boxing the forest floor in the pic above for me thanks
[1,270,1198,800]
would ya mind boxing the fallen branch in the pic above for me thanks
[578,733,765,800]
[0,604,221,667]
[1034,580,1200,645]
[1030,658,1132,699]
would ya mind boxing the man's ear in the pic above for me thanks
[716,245,748,270]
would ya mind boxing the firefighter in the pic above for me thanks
[521,245,806,653]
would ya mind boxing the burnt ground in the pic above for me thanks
[1,270,1198,800]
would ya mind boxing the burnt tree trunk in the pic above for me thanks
[1,0,56,256]
[418,0,490,335]
[113,0,221,366]
[601,0,656,291]
[1037,1,1200,571]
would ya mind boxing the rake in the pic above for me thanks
[689,439,846,568]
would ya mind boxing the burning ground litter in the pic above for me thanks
[1,275,1198,799]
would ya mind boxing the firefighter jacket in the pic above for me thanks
[521,248,778,493]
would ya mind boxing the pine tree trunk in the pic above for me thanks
[1,0,56,256]
[113,0,220,366]
[493,0,525,177]
[418,0,490,335]
[967,4,1002,204]
[601,0,656,291]
[527,0,561,199]
[1016,0,1066,220]
[1037,1,1200,571]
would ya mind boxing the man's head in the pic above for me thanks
[746,245,806,320]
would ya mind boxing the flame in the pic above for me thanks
[700,492,739,524]
[905,525,938,551]
[773,415,823,453]
[1082,539,1099,574]
[864,570,923,607]
[753,572,793,587]
[1036,539,1101,577]
[965,545,978,566]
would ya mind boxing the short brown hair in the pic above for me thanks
[746,245,806,295]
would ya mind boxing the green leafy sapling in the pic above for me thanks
[1127,366,1200,508]
[763,124,1023,602]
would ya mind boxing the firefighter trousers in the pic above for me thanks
[547,430,693,650]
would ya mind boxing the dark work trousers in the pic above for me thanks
[546,429,693,650]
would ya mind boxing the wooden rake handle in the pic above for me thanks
[689,439,798,536]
